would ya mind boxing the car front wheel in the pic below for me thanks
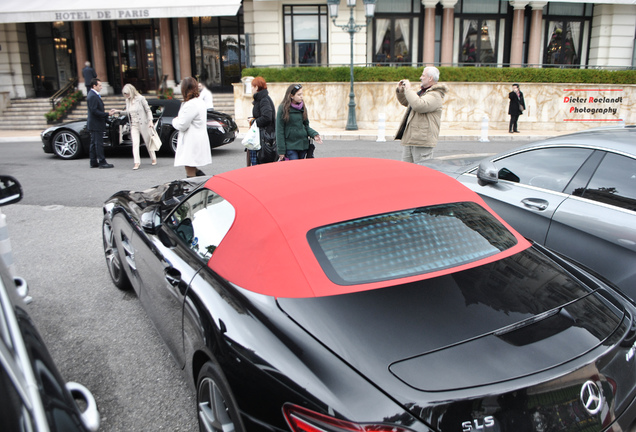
[102,215,131,290]
[52,130,82,159]
[197,360,245,432]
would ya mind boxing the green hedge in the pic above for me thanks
[243,66,636,84]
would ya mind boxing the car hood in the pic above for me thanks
[278,247,636,431]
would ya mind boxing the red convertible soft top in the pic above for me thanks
[204,158,530,298]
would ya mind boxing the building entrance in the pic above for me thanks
[117,27,157,93]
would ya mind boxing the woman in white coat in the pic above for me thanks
[172,77,212,177]
[110,83,156,170]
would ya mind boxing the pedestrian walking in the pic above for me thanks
[172,77,211,178]
[275,84,322,161]
[247,76,276,166]
[508,83,526,133]
[110,84,157,170]
[86,78,113,169]
[395,66,448,163]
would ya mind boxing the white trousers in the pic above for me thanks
[131,124,156,164]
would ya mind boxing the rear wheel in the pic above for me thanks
[197,360,245,432]
[102,215,131,290]
[52,130,82,159]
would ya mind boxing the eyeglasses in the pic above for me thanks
[292,84,302,94]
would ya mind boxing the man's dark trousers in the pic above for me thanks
[89,130,106,166]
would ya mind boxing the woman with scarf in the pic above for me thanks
[275,84,322,161]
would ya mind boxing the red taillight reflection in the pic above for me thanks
[283,404,415,432]
[207,120,225,127]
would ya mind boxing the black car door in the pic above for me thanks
[132,188,235,368]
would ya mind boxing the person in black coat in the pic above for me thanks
[86,78,113,168]
[82,61,96,89]
[247,76,276,166]
[508,83,526,133]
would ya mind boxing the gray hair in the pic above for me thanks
[423,66,440,83]
[85,61,91,67]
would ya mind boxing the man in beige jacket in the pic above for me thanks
[395,66,449,163]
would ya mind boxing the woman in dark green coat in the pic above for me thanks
[275,84,323,161]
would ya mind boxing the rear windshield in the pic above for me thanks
[308,202,518,285]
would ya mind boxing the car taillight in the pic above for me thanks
[283,404,415,432]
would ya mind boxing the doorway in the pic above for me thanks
[118,27,157,93]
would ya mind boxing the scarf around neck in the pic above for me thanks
[291,101,304,111]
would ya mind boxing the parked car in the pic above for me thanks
[424,126,636,298]
[102,157,636,432]
[41,99,238,160]
[0,175,100,432]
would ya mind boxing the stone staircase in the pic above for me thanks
[0,98,52,131]
[0,93,236,131]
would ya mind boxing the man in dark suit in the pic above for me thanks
[87,78,113,168]
[82,61,96,89]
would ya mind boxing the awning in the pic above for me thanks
[0,0,242,24]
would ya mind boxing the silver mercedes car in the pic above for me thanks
[425,126,636,298]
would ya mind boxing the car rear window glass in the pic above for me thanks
[308,202,518,285]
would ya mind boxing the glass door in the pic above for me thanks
[119,27,157,93]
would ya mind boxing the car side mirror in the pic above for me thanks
[140,207,161,233]
[0,175,23,206]
[476,161,499,186]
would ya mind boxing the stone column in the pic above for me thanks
[177,18,192,83]
[159,18,176,91]
[527,1,547,67]
[73,22,89,94]
[90,21,112,95]
[509,1,529,67]
[422,0,438,65]
[440,0,458,66]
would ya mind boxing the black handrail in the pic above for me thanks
[49,77,78,110]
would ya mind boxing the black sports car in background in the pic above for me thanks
[41,99,238,160]
[102,158,636,432]
[0,175,100,432]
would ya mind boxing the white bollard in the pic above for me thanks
[0,211,16,278]
[479,115,490,142]
[376,112,386,142]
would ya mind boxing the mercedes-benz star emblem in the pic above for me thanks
[580,380,604,415]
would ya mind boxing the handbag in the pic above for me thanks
[518,102,525,113]
[242,122,261,150]
[257,130,277,164]
[148,125,162,152]
[306,137,315,159]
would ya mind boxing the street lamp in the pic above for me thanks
[328,0,376,130]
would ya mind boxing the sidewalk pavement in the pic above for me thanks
[0,127,564,143]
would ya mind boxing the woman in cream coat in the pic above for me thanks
[110,84,156,170]
[172,77,212,177]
